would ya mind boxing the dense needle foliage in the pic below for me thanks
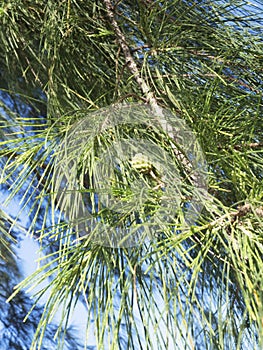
[0,0,263,349]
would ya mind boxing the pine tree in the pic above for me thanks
[0,1,263,349]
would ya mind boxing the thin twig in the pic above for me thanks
[233,142,263,150]
[207,203,263,228]
[103,0,161,114]
[218,142,263,151]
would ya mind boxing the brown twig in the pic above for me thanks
[233,142,263,151]
[218,142,263,151]
[207,203,263,228]
[103,0,161,113]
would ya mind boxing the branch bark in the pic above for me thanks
[103,0,197,179]
[207,203,263,228]
[218,142,263,151]
[103,0,162,114]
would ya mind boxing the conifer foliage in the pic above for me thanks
[0,1,263,349]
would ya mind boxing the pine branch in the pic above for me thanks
[206,203,263,229]
[231,203,263,222]
[218,142,263,151]
[103,0,196,179]
[103,0,161,114]
[233,142,263,151]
